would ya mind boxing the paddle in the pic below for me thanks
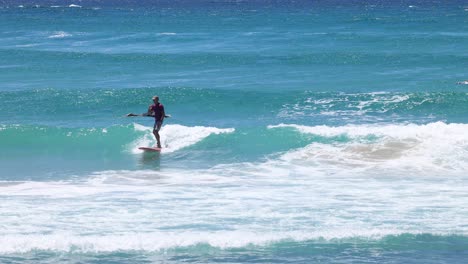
[125,113,171,118]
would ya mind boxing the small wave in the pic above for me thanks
[69,4,82,8]
[278,92,468,123]
[0,123,235,156]
[48,31,72,39]
[280,92,412,118]
[14,43,38,47]
[0,231,465,254]
[0,64,22,69]
[269,122,468,172]
[130,123,235,153]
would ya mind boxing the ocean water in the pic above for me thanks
[1,0,468,263]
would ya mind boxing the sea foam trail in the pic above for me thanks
[1,162,468,253]
[1,172,467,253]
[130,123,235,153]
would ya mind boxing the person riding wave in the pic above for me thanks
[148,96,165,148]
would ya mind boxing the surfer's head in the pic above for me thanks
[152,96,159,103]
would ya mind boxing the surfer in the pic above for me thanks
[148,96,165,148]
[125,96,170,149]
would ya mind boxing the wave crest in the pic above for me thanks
[130,123,235,153]
[269,122,468,173]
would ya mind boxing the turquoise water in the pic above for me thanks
[1,1,468,263]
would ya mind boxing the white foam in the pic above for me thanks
[0,229,409,253]
[269,122,468,173]
[48,31,72,39]
[279,93,412,119]
[69,4,82,8]
[130,123,234,153]
[2,122,468,253]
[269,121,467,139]
[1,160,467,254]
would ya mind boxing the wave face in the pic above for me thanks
[1,1,468,263]
[2,120,468,179]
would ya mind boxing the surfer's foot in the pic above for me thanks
[157,145,162,148]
